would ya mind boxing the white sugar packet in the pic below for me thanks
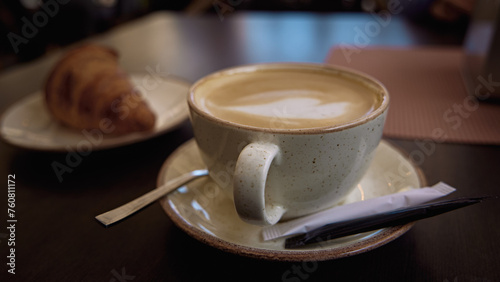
[262,182,455,241]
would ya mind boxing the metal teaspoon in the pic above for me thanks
[95,169,209,227]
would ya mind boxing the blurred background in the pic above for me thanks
[0,0,474,71]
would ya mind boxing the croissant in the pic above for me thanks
[44,44,156,135]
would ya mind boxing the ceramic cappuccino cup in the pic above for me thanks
[188,63,389,225]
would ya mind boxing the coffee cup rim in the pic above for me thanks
[188,63,389,134]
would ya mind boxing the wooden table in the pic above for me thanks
[1,11,498,281]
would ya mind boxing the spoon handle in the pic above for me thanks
[95,169,209,227]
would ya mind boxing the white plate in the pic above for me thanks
[158,139,426,261]
[0,74,190,151]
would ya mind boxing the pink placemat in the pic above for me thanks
[326,47,500,145]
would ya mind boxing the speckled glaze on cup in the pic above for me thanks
[188,63,389,226]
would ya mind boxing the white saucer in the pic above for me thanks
[0,74,190,151]
[158,139,426,261]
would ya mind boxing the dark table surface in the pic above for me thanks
[0,11,499,282]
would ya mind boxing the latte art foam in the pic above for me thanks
[194,68,381,129]
[226,92,350,120]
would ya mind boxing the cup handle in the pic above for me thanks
[233,143,285,225]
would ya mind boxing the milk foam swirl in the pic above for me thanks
[194,69,380,129]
